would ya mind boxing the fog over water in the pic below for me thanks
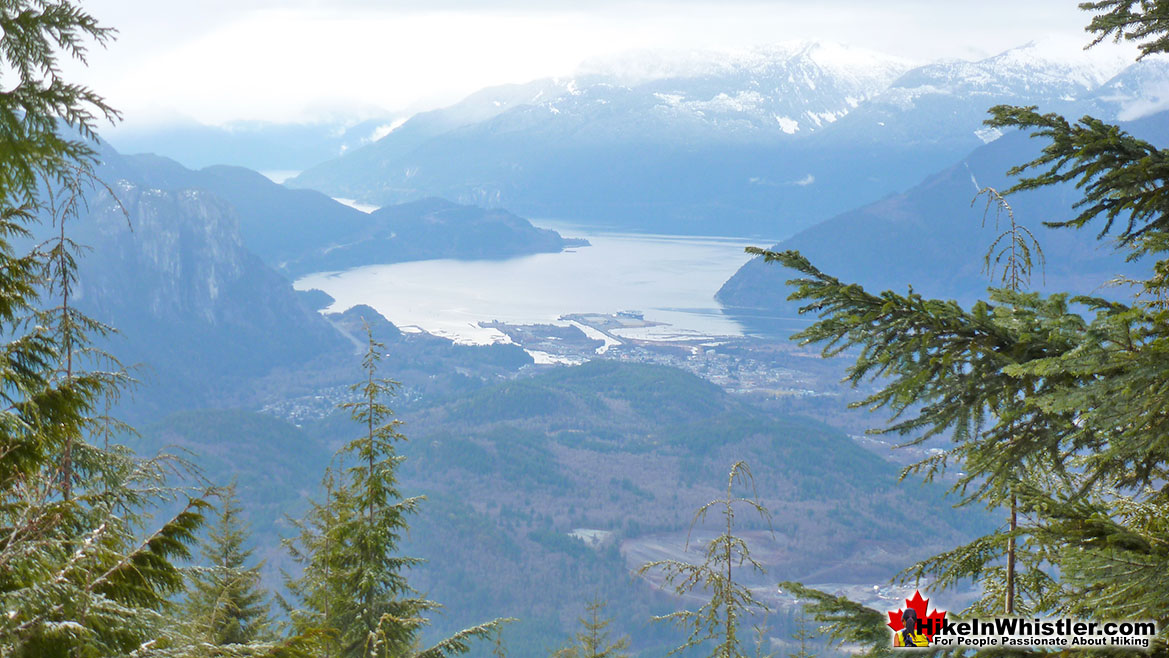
[294,222,767,345]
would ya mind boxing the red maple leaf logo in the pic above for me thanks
[887,590,947,641]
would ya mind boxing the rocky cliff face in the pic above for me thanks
[67,178,348,418]
[79,184,245,321]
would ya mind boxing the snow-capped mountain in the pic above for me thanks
[307,40,913,158]
[893,39,1128,102]
[820,39,1134,148]
[288,40,1169,238]
[289,41,918,227]
[571,41,917,137]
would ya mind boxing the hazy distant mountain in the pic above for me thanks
[289,42,917,235]
[288,41,1153,238]
[100,147,587,277]
[715,111,1169,333]
[98,151,371,268]
[297,197,588,275]
[103,117,396,172]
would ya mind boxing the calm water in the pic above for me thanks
[294,222,769,344]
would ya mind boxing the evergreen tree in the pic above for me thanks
[0,0,119,202]
[283,462,348,657]
[751,621,774,658]
[0,2,212,655]
[553,598,630,658]
[493,627,509,658]
[786,609,814,658]
[285,327,507,658]
[639,461,773,658]
[774,585,890,658]
[333,328,427,658]
[756,1,1169,654]
[184,482,273,648]
[38,164,130,503]
[919,186,1053,616]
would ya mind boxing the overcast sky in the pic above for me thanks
[71,1,1132,127]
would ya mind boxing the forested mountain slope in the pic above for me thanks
[131,359,990,657]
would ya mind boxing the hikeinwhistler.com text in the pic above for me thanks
[921,617,1158,649]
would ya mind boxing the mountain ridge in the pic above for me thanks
[714,110,1169,332]
[99,146,586,277]
[287,40,1163,237]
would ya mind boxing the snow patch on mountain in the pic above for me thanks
[688,91,767,114]
[775,116,799,134]
[1091,55,1169,120]
[974,126,1004,144]
[653,92,685,106]
[369,118,407,143]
